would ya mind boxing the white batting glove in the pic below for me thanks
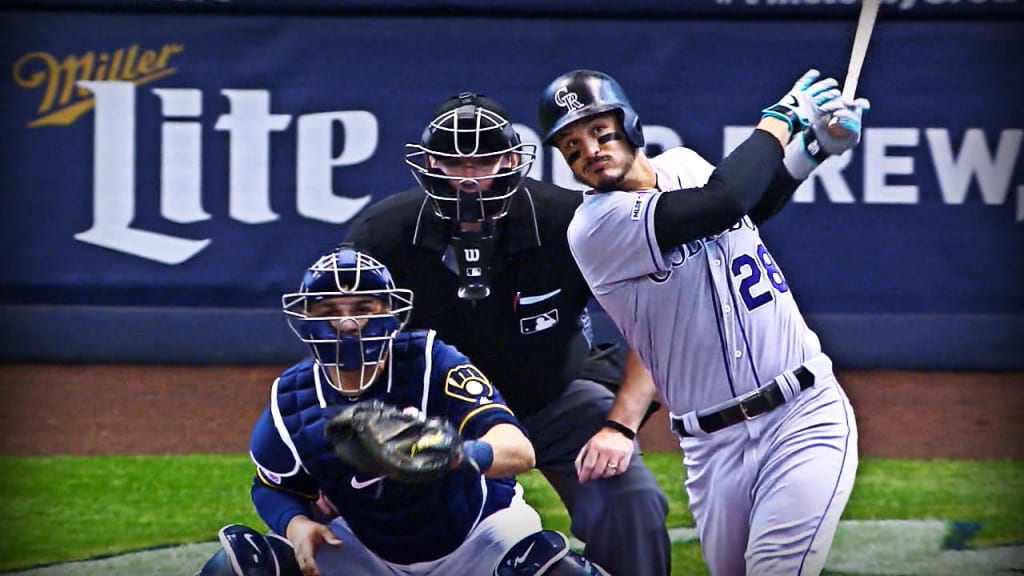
[784,96,870,180]
[762,69,842,136]
[815,96,871,155]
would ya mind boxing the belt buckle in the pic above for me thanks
[736,389,762,420]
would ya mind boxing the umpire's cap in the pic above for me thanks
[538,69,644,148]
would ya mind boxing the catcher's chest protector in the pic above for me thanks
[274,363,345,481]
[274,332,436,481]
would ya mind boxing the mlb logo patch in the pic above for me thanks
[520,309,559,334]
[630,196,643,221]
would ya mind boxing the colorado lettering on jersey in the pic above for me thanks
[444,364,495,403]
[649,239,704,283]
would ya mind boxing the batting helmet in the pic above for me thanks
[282,244,413,396]
[538,69,644,148]
[405,92,536,223]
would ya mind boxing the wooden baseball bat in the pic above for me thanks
[828,0,881,135]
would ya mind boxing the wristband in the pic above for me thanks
[783,129,828,181]
[761,104,805,137]
[461,440,494,474]
[602,419,636,440]
[802,128,831,163]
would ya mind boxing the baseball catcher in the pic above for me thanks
[195,244,612,575]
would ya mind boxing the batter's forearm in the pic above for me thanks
[748,165,801,224]
[604,346,658,434]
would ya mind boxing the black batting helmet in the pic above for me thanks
[538,69,644,148]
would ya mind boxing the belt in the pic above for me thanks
[672,366,815,437]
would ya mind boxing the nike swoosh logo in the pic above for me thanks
[514,541,536,567]
[243,533,263,555]
[350,475,384,489]
[518,289,560,306]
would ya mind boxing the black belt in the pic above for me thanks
[672,367,815,437]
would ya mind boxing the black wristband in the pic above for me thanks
[602,419,636,440]
[803,128,831,163]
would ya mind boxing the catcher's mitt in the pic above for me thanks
[324,400,462,483]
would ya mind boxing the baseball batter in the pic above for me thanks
[538,69,869,574]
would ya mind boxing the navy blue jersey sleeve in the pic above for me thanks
[430,340,523,441]
[251,480,311,536]
[248,404,318,534]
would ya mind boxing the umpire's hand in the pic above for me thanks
[575,428,635,482]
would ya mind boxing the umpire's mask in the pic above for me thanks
[404,92,537,224]
[405,92,536,300]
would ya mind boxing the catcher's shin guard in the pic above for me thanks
[195,524,300,576]
[494,530,610,576]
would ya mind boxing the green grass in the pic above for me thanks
[0,454,1021,574]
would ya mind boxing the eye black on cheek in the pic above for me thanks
[566,151,581,165]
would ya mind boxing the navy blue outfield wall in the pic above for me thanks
[0,7,1021,369]
[1,305,1020,371]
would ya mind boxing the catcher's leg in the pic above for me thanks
[493,530,609,576]
[435,484,542,575]
[194,523,300,576]
[313,516,399,575]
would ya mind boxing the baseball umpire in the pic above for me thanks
[194,244,609,576]
[537,69,867,574]
[344,92,670,576]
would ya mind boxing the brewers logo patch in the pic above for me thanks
[444,364,495,403]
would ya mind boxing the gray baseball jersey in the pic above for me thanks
[568,147,821,416]
[567,146,858,575]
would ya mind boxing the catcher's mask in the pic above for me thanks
[404,92,536,224]
[282,244,413,396]
[538,69,644,148]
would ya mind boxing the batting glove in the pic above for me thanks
[762,69,842,136]
[783,96,870,180]
[815,96,871,155]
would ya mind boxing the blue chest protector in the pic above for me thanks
[255,330,519,565]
